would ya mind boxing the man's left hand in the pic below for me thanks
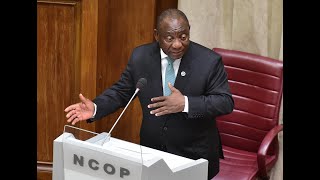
[148,83,185,116]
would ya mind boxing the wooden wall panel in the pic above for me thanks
[77,0,99,133]
[95,0,157,144]
[156,0,178,23]
[37,0,80,163]
[37,1,82,179]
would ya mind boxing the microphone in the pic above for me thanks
[103,78,147,143]
[135,77,147,92]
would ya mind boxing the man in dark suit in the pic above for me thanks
[65,8,234,179]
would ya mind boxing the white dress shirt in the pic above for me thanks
[160,49,189,113]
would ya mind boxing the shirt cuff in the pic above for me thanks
[183,96,189,113]
[93,103,97,118]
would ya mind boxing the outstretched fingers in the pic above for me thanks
[64,93,90,125]
[66,108,76,118]
[67,111,82,125]
[64,104,77,113]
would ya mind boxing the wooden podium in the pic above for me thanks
[53,127,208,180]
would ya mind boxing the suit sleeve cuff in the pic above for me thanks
[92,103,97,118]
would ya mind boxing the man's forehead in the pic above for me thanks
[159,18,189,32]
[162,17,187,26]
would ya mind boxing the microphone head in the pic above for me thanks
[136,78,147,91]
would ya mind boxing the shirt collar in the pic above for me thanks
[160,48,168,60]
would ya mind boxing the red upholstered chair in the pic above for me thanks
[212,48,283,180]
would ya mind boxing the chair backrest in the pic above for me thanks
[213,48,283,155]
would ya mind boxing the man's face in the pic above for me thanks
[154,17,190,60]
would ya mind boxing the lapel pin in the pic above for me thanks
[181,71,186,77]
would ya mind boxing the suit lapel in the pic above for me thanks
[174,47,193,94]
[146,43,163,97]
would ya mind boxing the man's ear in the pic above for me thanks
[154,29,159,42]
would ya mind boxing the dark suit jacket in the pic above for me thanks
[88,41,234,179]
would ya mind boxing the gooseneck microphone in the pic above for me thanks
[135,78,147,91]
[107,78,147,135]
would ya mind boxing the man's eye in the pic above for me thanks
[166,36,173,42]
[181,34,188,41]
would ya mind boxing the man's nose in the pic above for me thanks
[172,39,182,48]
